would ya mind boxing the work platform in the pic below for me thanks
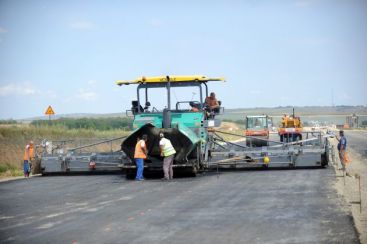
[38,130,332,175]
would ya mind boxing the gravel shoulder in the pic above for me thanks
[331,139,367,243]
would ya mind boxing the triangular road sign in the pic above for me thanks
[45,105,55,115]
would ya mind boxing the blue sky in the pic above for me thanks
[0,0,366,119]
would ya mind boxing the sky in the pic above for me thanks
[0,0,366,119]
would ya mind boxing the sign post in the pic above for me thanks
[45,105,55,123]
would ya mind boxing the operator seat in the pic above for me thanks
[144,101,151,112]
[131,101,144,115]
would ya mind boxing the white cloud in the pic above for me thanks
[87,80,97,85]
[77,89,97,101]
[44,90,58,99]
[150,19,162,28]
[250,90,262,95]
[0,82,39,96]
[0,27,8,33]
[70,21,95,30]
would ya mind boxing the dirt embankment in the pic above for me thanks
[331,139,367,243]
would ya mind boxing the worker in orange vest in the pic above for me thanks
[23,141,34,177]
[134,135,148,181]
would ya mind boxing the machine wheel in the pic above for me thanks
[321,152,328,167]
[125,169,136,179]
[31,158,42,175]
[184,166,197,177]
[246,138,252,147]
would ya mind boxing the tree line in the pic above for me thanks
[31,117,132,131]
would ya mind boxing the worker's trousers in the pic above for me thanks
[135,158,144,180]
[163,154,175,180]
[23,160,30,177]
[339,149,347,172]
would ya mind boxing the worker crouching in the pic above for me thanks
[159,133,176,180]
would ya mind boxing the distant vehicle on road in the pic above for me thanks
[245,115,269,147]
[278,109,303,142]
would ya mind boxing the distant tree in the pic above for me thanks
[0,119,18,124]
[31,117,132,131]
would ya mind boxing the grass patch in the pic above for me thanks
[0,163,23,177]
[0,124,131,174]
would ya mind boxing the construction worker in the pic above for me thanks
[23,141,34,178]
[189,101,199,112]
[134,134,148,181]
[336,130,349,176]
[204,92,220,111]
[159,133,176,180]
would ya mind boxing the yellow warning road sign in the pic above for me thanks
[45,105,55,115]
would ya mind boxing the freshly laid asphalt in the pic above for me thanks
[0,168,359,243]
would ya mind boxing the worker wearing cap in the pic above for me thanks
[189,102,199,112]
[159,133,176,180]
[23,141,34,178]
[134,135,148,181]
[337,130,349,175]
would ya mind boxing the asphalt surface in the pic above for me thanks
[0,169,359,244]
[345,130,367,157]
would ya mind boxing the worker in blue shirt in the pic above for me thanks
[336,130,349,175]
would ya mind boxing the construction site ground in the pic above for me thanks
[331,130,367,243]
[0,129,366,243]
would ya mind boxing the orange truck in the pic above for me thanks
[245,115,269,147]
[278,111,303,142]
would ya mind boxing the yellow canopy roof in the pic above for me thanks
[116,75,225,86]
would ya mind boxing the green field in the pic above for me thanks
[0,125,129,177]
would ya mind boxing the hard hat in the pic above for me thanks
[263,156,270,164]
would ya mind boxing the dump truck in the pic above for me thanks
[245,115,270,147]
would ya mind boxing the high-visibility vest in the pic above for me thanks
[134,140,147,159]
[160,138,176,157]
